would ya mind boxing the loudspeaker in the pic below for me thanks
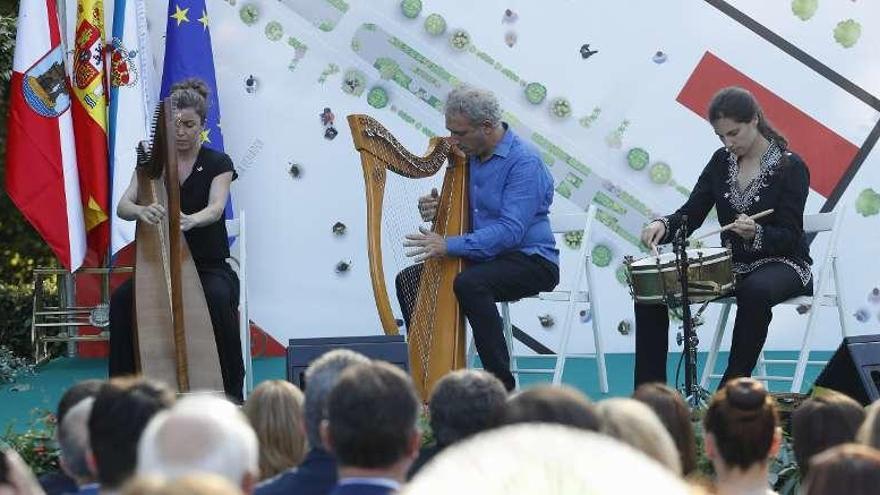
[286,335,408,390]
[812,334,880,406]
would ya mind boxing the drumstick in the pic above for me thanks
[693,208,774,240]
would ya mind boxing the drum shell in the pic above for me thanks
[627,251,734,304]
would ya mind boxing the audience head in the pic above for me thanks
[596,398,681,473]
[137,393,259,494]
[856,399,880,449]
[703,378,779,472]
[402,424,692,495]
[321,361,420,475]
[801,443,880,495]
[56,379,103,425]
[303,349,370,450]
[242,380,306,480]
[499,385,600,431]
[633,382,698,475]
[792,389,865,475]
[121,473,243,495]
[428,370,507,447]
[88,377,175,489]
[58,397,96,484]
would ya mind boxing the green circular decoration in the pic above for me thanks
[265,21,284,41]
[627,148,650,171]
[549,97,572,119]
[591,244,612,268]
[375,57,399,80]
[649,162,672,184]
[367,87,389,109]
[239,4,259,25]
[341,69,366,96]
[400,0,422,19]
[834,19,862,48]
[615,264,629,285]
[449,29,471,51]
[856,188,880,217]
[791,0,818,21]
[524,82,547,105]
[563,230,583,250]
[423,13,447,36]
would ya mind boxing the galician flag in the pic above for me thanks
[6,0,87,270]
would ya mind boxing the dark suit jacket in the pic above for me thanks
[327,481,399,495]
[255,448,337,495]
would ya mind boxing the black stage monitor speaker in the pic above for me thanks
[286,335,408,390]
[812,334,880,406]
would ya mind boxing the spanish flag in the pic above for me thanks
[71,0,111,261]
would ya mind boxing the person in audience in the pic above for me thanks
[136,394,259,494]
[702,378,780,495]
[402,424,692,494]
[58,398,98,494]
[243,380,307,480]
[87,377,175,495]
[596,398,681,473]
[791,389,865,477]
[498,385,600,431]
[408,370,506,479]
[322,361,421,495]
[801,443,880,495]
[856,399,880,449]
[120,474,243,495]
[255,349,370,495]
[1,448,48,495]
[633,382,698,476]
[40,379,104,495]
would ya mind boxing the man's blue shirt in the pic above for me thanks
[445,124,558,265]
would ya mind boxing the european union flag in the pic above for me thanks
[159,0,232,217]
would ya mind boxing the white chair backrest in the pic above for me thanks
[548,205,597,291]
[803,212,835,233]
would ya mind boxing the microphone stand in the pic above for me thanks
[670,216,710,410]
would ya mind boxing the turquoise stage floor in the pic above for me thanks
[0,351,830,431]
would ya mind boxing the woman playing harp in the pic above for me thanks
[108,78,244,401]
[403,85,559,392]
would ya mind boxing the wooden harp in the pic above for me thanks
[132,97,223,393]
[347,114,469,401]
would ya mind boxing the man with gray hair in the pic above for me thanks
[58,398,98,493]
[403,85,559,391]
[256,349,370,495]
[137,393,259,494]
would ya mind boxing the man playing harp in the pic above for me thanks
[404,86,559,391]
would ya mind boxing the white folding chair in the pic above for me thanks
[700,209,849,393]
[226,211,254,399]
[467,204,609,393]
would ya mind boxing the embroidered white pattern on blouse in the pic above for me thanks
[724,142,783,213]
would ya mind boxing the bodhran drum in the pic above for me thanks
[624,247,734,305]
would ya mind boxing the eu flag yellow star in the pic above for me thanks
[171,5,190,26]
[200,128,211,144]
[198,9,209,30]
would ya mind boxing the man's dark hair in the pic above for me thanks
[429,370,506,446]
[56,379,103,424]
[326,361,419,469]
[87,377,174,489]
[499,385,600,431]
[792,390,865,476]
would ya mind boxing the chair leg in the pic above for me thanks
[701,302,731,389]
[466,324,476,369]
[501,302,519,388]
[552,296,578,387]
[833,257,849,339]
[756,350,768,387]
[791,298,822,393]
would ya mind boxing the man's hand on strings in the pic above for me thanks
[729,213,757,241]
[137,203,166,225]
[404,226,447,262]
[418,188,440,222]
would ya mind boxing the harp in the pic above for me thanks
[132,97,224,393]
[347,114,469,401]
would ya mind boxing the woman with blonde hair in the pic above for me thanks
[596,397,682,473]
[243,380,307,480]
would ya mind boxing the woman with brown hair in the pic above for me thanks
[633,383,698,476]
[703,378,780,495]
[791,390,865,477]
[801,443,880,495]
[243,380,307,480]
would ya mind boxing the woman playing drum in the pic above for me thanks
[636,86,813,389]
